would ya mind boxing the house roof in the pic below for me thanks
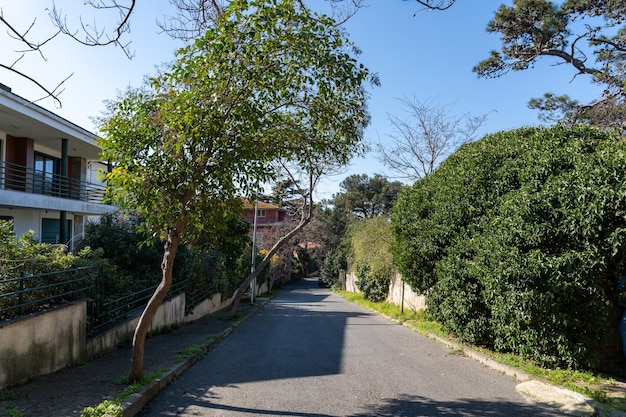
[241,198,284,211]
[0,86,101,160]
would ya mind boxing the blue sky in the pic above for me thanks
[2,1,602,198]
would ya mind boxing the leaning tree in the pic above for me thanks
[99,0,372,380]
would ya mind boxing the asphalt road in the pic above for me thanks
[138,278,566,416]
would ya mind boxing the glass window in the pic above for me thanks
[34,153,60,196]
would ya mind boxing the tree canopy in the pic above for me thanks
[474,0,626,129]
[332,174,404,221]
[99,0,372,379]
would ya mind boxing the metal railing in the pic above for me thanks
[0,266,98,319]
[89,278,188,333]
[0,266,189,335]
[0,161,107,204]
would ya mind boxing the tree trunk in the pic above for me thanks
[129,223,183,381]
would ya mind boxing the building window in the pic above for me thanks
[41,218,72,245]
[34,153,60,196]
[256,209,266,217]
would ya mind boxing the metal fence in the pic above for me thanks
[89,276,188,333]
[0,267,189,334]
[0,266,97,319]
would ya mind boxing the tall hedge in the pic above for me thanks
[391,125,626,368]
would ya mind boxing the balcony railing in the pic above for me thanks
[0,161,107,204]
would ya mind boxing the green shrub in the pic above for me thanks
[350,217,393,302]
[320,239,350,287]
[80,400,122,417]
[77,211,250,305]
[392,124,626,369]
[0,220,77,278]
[354,259,390,302]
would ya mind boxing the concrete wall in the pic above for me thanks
[345,271,361,294]
[0,301,86,389]
[387,272,426,312]
[85,293,187,360]
[0,291,227,390]
[345,271,426,312]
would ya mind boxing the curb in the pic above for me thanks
[410,325,626,417]
[121,299,269,417]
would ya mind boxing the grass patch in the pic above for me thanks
[5,403,23,417]
[115,368,168,400]
[472,347,624,405]
[335,290,626,407]
[220,313,243,322]
[176,344,206,362]
[336,290,443,335]
[1,392,22,417]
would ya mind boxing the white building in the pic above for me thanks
[0,84,116,248]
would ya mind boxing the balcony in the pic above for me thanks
[1,161,107,205]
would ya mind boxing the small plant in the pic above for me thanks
[447,348,466,357]
[81,367,169,417]
[0,390,17,401]
[206,333,219,340]
[115,368,167,400]
[220,314,243,322]
[80,399,123,417]
[5,404,23,417]
[176,344,205,362]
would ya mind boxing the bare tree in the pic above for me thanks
[158,0,228,42]
[376,96,487,181]
[1,1,136,105]
[414,0,456,11]
[1,0,370,105]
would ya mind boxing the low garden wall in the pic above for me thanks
[0,291,228,390]
[0,300,85,390]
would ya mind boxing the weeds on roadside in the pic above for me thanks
[176,344,205,362]
[80,368,168,417]
[1,390,22,417]
[0,391,17,401]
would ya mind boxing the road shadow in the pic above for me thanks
[165,392,563,417]
[351,393,566,417]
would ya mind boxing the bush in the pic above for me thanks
[349,217,393,302]
[0,220,77,278]
[392,125,626,368]
[76,213,162,289]
[77,211,251,306]
[354,259,390,302]
[320,239,350,287]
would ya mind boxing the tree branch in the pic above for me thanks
[49,0,136,59]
